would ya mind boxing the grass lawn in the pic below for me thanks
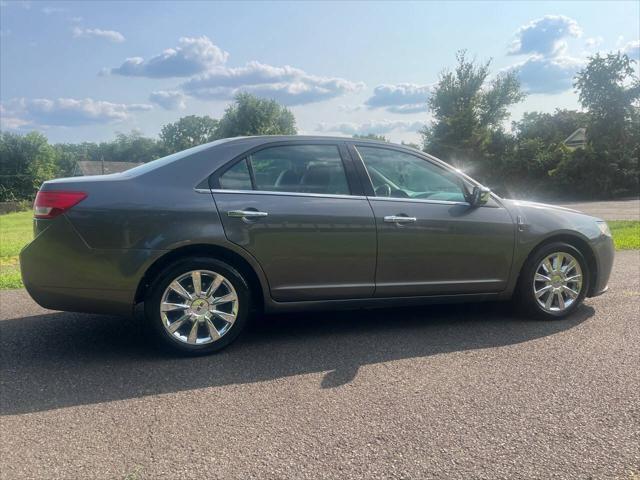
[0,211,638,290]
[0,210,32,289]
[607,221,640,250]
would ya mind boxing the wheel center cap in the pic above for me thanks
[551,274,564,287]
[190,298,210,316]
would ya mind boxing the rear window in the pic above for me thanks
[121,139,232,177]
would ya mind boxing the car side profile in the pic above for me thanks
[20,136,615,354]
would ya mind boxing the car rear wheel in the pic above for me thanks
[517,242,590,319]
[145,257,250,355]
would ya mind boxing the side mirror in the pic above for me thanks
[469,186,491,207]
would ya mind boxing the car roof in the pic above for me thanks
[218,135,399,148]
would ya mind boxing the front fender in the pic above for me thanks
[502,199,610,296]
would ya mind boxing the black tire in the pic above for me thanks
[516,242,590,320]
[144,257,251,355]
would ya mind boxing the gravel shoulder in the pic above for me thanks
[1,251,639,479]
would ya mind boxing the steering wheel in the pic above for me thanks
[390,188,409,198]
[413,192,434,199]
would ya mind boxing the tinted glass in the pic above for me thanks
[219,158,252,190]
[249,145,350,195]
[357,146,465,202]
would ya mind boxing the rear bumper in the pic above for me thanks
[21,281,136,316]
[588,235,615,297]
[20,215,162,316]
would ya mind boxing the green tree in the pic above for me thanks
[575,52,639,150]
[421,50,525,176]
[216,93,297,138]
[353,134,389,142]
[54,141,101,164]
[0,131,59,201]
[105,131,165,163]
[494,109,589,198]
[52,145,80,177]
[513,110,588,145]
[160,115,220,154]
[400,141,421,150]
[570,52,640,196]
[56,131,164,166]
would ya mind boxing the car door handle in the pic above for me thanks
[384,215,417,224]
[227,210,269,219]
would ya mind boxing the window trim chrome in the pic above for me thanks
[366,195,470,206]
[206,188,367,200]
[197,188,494,207]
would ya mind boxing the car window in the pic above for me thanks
[248,145,350,195]
[356,146,466,202]
[219,158,252,190]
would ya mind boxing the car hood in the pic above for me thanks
[503,199,582,215]
[501,198,604,223]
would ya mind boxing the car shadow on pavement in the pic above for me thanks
[0,302,593,415]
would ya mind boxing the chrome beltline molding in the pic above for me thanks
[198,188,471,206]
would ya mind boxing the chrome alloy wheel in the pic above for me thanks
[533,252,583,313]
[160,270,239,345]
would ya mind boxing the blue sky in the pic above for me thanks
[1,0,638,144]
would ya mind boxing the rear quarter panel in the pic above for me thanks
[24,139,270,314]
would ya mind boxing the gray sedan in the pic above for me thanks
[20,136,614,354]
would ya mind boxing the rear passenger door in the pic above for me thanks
[211,142,377,302]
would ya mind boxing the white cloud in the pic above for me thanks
[0,1,31,9]
[623,40,640,59]
[1,98,152,127]
[0,105,29,130]
[506,15,588,94]
[73,26,125,43]
[41,6,65,15]
[365,83,431,113]
[110,36,228,78]
[509,15,582,57]
[316,119,423,136]
[338,104,362,113]
[510,55,584,94]
[585,36,603,49]
[181,61,364,106]
[106,36,363,105]
[149,90,187,110]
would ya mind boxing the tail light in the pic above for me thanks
[34,191,87,219]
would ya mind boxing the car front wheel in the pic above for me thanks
[145,257,250,355]
[518,242,590,319]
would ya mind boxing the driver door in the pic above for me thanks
[351,145,515,297]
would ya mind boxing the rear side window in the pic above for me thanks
[219,158,252,190]
[219,144,351,195]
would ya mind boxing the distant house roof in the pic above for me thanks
[75,161,143,176]
[563,128,587,149]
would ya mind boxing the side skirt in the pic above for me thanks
[263,292,508,313]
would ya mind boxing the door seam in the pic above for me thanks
[365,196,379,298]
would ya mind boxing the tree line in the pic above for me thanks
[422,50,639,199]
[1,52,638,202]
[0,93,296,201]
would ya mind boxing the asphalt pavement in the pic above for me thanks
[558,198,640,221]
[1,251,639,479]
